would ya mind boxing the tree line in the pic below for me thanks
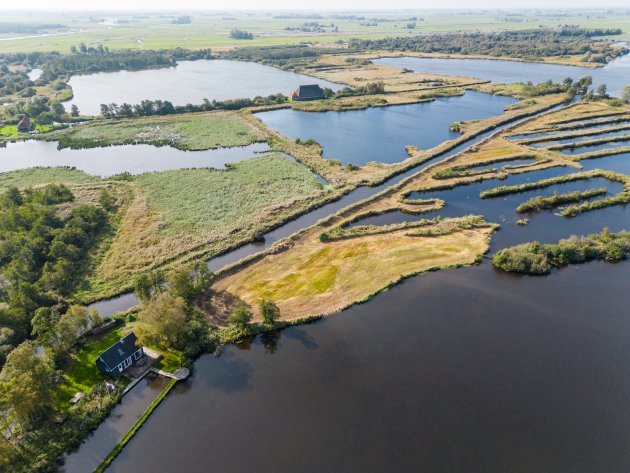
[347,27,628,64]
[99,94,287,118]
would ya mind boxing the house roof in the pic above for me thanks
[97,332,140,370]
[297,84,324,98]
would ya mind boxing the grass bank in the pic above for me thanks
[213,216,497,320]
[89,153,332,300]
[42,111,268,151]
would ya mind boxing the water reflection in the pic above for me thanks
[0,141,270,177]
[256,91,516,166]
[65,60,343,115]
[374,52,630,97]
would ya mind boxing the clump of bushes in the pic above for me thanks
[515,188,607,213]
[492,228,630,275]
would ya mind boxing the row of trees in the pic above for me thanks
[348,27,628,63]
[230,29,254,40]
[42,47,212,74]
[99,94,287,119]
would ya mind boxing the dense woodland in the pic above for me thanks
[0,185,111,365]
[348,27,628,63]
[0,183,216,471]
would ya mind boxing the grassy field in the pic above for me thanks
[0,10,628,54]
[0,166,99,190]
[133,153,324,236]
[57,325,127,408]
[46,111,268,150]
[57,321,182,409]
[88,153,329,299]
[213,216,495,320]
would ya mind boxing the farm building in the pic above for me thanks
[289,84,325,101]
[95,332,145,376]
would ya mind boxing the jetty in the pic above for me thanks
[150,367,190,380]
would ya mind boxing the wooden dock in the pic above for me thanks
[150,367,190,380]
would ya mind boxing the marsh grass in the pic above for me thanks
[0,166,99,190]
[134,153,324,236]
[515,188,608,213]
[45,111,267,151]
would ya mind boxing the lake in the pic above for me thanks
[105,129,630,472]
[65,60,343,116]
[374,53,630,98]
[107,261,630,473]
[0,140,270,177]
[256,91,516,166]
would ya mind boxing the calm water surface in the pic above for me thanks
[108,259,630,473]
[106,150,630,473]
[0,141,270,176]
[374,53,630,97]
[256,91,516,165]
[65,60,343,115]
[57,374,170,473]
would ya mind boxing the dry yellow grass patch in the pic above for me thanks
[214,227,493,320]
[513,102,630,134]
[96,186,201,282]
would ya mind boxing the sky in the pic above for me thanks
[2,0,629,11]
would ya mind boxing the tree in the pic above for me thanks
[89,309,101,328]
[622,86,630,104]
[37,111,57,125]
[31,306,59,345]
[0,328,14,366]
[136,292,187,349]
[70,45,78,54]
[230,29,254,40]
[595,84,608,98]
[51,102,65,118]
[133,271,164,302]
[100,104,110,118]
[260,299,280,326]
[52,305,89,357]
[228,305,252,329]
[0,341,57,428]
[70,104,80,117]
[79,42,87,53]
[167,262,212,304]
